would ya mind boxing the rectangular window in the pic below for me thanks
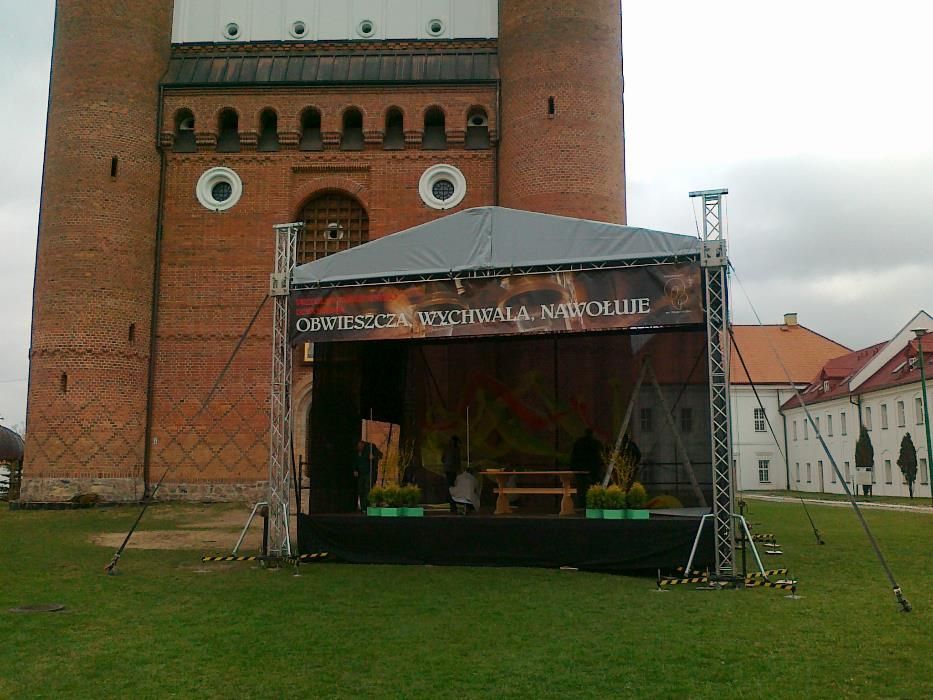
[865,406,873,431]
[841,411,847,436]
[827,415,833,437]
[796,463,800,482]
[804,420,809,440]
[830,461,836,483]
[896,401,906,427]
[758,459,771,484]
[844,461,851,482]
[640,407,653,432]
[806,463,812,483]
[814,416,821,434]
[681,407,693,434]
[871,466,877,484]
[918,397,926,425]
[881,404,889,430]
[884,459,893,484]
[793,420,798,441]
[921,459,929,485]
[754,408,766,432]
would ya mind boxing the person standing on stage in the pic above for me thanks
[353,440,381,512]
[570,428,603,508]
[442,436,462,512]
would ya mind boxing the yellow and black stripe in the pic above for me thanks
[659,576,709,586]
[745,569,788,579]
[746,580,797,591]
[200,553,330,564]
[201,555,261,562]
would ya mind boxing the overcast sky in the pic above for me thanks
[1,0,932,429]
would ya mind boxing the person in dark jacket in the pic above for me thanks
[570,428,603,507]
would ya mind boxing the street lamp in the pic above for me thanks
[912,328,933,506]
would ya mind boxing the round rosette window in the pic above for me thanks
[419,164,467,210]
[197,167,243,212]
[290,20,309,39]
[357,19,376,38]
[427,19,445,37]
[223,22,241,40]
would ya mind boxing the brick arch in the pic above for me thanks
[463,104,491,126]
[422,104,448,123]
[297,105,325,130]
[295,188,371,264]
[173,106,196,129]
[215,105,241,124]
[382,104,407,124]
[255,106,279,130]
[340,105,367,127]
[291,178,371,218]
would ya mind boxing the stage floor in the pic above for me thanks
[298,511,714,574]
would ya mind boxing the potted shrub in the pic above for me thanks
[586,485,606,519]
[625,482,649,520]
[367,486,385,516]
[381,485,403,517]
[401,485,424,517]
[602,485,626,520]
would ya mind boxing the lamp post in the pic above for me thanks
[912,329,933,506]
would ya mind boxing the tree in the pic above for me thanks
[855,426,875,496]
[897,433,919,498]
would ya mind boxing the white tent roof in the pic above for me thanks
[292,207,701,287]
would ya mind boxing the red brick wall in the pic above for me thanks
[22,0,173,500]
[150,86,497,487]
[499,0,627,224]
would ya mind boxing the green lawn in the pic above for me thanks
[1,501,931,698]
[744,489,933,508]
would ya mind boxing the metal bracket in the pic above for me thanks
[701,240,727,268]
[270,273,290,297]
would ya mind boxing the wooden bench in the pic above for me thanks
[480,471,586,516]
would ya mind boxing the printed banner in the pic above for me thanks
[291,263,703,345]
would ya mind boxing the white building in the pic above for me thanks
[782,311,933,499]
[730,314,850,492]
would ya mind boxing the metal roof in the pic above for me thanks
[163,49,499,87]
[0,425,24,463]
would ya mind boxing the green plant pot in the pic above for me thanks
[585,508,603,519]
[625,509,650,520]
[602,509,624,520]
[381,508,401,517]
[367,506,383,516]
[401,507,424,517]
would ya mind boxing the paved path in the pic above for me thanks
[741,493,933,514]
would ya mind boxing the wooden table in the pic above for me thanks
[480,470,586,516]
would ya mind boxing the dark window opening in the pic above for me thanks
[258,109,280,152]
[217,109,240,153]
[466,108,490,149]
[128,324,136,344]
[110,156,119,178]
[548,96,556,116]
[299,191,370,263]
[341,108,364,151]
[432,179,456,202]
[60,373,68,394]
[173,109,197,152]
[384,108,405,150]
[300,108,323,151]
[423,107,447,150]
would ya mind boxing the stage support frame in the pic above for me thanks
[691,188,736,579]
[268,222,303,559]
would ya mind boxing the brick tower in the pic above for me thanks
[23,1,627,502]
[21,1,174,501]
[499,0,627,223]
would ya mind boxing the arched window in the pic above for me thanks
[173,109,196,153]
[217,108,240,152]
[423,107,447,150]
[299,191,370,263]
[466,107,490,150]
[384,108,405,150]
[341,108,364,151]
[258,109,279,152]
[300,108,323,151]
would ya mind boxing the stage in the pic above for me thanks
[298,511,714,574]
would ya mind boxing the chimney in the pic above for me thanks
[784,313,799,327]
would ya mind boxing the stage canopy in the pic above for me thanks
[290,207,706,346]
[292,206,703,288]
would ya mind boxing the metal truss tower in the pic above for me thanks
[268,222,302,558]
[690,188,736,578]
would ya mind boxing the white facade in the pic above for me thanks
[784,382,931,498]
[172,0,499,44]
[732,385,797,492]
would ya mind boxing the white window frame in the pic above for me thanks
[918,397,926,425]
[865,406,873,431]
[881,404,889,430]
[841,411,848,436]
[793,420,798,441]
[826,414,833,437]
[758,458,771,484]
[806,463,812,484]
[896,400,906,428]
[753,408,766,433]
[921,458,929,485]
[884,459,893,485]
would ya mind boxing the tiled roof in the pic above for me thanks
[779,337,933,410]
[730,325,850,386]
[163,49,499,87]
